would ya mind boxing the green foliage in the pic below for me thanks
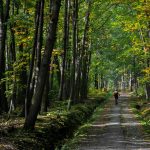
[2,96,107,149]
[88,88,110,98]
[88,0,150,93]
[61,97,108,150]
[131,98,150,135]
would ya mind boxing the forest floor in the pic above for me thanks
[0,94,107,150]
[75,93,150,150]
[0,93,150,150]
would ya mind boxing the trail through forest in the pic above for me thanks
[77,94,150,150]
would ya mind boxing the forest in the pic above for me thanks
[0,0,150,149]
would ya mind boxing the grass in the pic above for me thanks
[0,91,110,149]
[61,92,111,150]
[130,97,150,138]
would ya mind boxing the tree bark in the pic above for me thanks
[0,0,10,113]
[59,0,68,101]
[95,74,98,89]
[37,0,44,70]
[41,73,49,112]
[25,0,43,117]
[145,83,150,100]
[24,0,61,130]
[80,2,91,100]
[9,22,16,112]
[70,0,78,102]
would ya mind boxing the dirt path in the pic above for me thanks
[76,93,150,150]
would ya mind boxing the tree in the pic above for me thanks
[24,0,61,130]
[0,0,10,113]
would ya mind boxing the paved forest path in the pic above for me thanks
[77,93,150,150]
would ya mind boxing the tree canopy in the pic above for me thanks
[0,0,149,129]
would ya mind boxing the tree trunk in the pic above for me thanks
[24,0,61,130]
[9,22,16,112]
[35,0,44,87]
[80,2,91,100]
[133,56,138,94]
[8,0,17,112]
[0,0,10,113]
[59,0,68,101]
[65,59,71,99]
[145,83,150,100]
[95,73,98,89]
[70,0,78,102]
[25,0,43,117]
[75,71,80,100]
[41,73,49,112]
[74,0,80,100]
[129,71,133,92]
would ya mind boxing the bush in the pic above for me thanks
[131,98,150,134]
[11,97,106,149]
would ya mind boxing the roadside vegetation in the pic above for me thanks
[130,96,150,137]
[0,91,110,149]
[0,0,150,149]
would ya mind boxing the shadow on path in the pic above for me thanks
[76,93,150,150]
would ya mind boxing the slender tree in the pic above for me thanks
[80,1,91,100]
[25,0,44,117]
[0,0,10,113]
[70,0,78,102]
[24,0,61,129]
[59,0,69,100]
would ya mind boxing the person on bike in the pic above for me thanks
[113,90,120,105]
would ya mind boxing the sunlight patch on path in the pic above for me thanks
[76,94,150,150]
[91,122,141,128]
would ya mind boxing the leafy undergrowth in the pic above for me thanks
[88,89,111,99]
[61,105,107,150]
[0,92,109,149]
[60,91,111,150]
[130,97,150,137]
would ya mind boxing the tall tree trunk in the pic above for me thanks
[65,59,71,99]
[145,83,150,100]
[129,71,133,92]
[80,2,91,100]
[35,0,44,87]
[94,66,98,89]
[49,66,54,106]
[41,73,49,112]
[8,0,17,113]
[133,56,138,95]
[70,0,78,102]
[95,74,98,89]
[74,0,80,100]
[9,25,16,112]
[64,0,71,100]
[59,0,68,100]
[0,0,10,113]
[24,0,61,130]
[25,0,43,117]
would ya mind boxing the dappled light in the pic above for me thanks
[0,0,150,149]
[77,94,150,150]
